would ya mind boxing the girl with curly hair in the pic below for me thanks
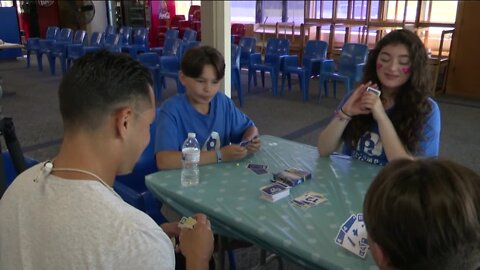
[317,29,441,165]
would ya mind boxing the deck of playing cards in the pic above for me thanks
[260,182,290,202]
[178,216,197,229]
[291,191,327,208]
[335,213,369,258]
[273,167,312,187]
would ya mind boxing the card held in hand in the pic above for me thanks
[178,216,197,229]
[335,213,369,258]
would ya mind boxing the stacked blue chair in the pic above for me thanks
[281,40,328,102]
[84,33,120,54]
[118,26,132,47]
[231,44,243,107]
[318,43,368,101]
[48,30,86,75]
[26,26,58,68]
[150,29,179,56]
[37,28,73,72]
[182,29,197,43]
[182,40,200,55]
[67,32,103,69]
[114,108,166,225]
[238,36,256,70]
[158,38,185,94]
[122,27,149,60]
[138,52,162,101]
[248,38,289,96]
[105,25,116,36]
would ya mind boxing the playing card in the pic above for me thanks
[366,86,381,96]
[178,216,197,229]
[247,163,268,175]
[240,140,251,147]
[335,213,369,258]
[291,192,327,208]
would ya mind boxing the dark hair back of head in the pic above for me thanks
[180,45,225,80]
[58,50,153,130]
[364,158,480,270]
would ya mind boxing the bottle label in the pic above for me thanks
[182,148,200,163]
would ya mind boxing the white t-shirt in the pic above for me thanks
[0,163,175,270]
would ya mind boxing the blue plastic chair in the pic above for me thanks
[248,38,289,96]
[105,25,116,36]
[182,29,197,43]
[85,33,120,53]
[114,108,166,225]
[26,26,58,68]
[138,52,162,101]
[281,40,328,102]
[231,44,243,107]
[1,152,38,188]
[122,27,149,60]
[158,38,185,94]
[150,29,179,56]
[118,26,132,47]
[67,32,103,69]
[37,28,73,72]
[318,43,368,101]
[48,30,86,75]
[238,36,256,70]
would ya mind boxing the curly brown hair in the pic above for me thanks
[343,29,432,154]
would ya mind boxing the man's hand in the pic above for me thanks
[179,214,214,270]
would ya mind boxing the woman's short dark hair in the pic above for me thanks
[364,158,480,270]
[180,46,225,80]
[58,50,152,131]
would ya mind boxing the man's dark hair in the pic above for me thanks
[58,50,152,131]
[180,46,225,80]
[364,158,480,270]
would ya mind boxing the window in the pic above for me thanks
[262,1,282,23]
[174,0,200,19]
[286,1,304,24]
[230,0,256,23]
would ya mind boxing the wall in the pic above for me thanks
[87,1,108,37]
[36,1,60,38]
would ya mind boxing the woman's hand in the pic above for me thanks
[342,82,378,116]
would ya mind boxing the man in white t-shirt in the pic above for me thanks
[0,50,213,270]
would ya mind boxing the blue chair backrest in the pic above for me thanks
[119,26,132,45]
[138,52,160,68]
[105,25,116,36]
[72,30,87,45]
[303,40,328,65]
[338,43,368,77]
[89,32,103,46]
[165,29,179,39]
[239,36,256,63]
[182,29,197,43]
[183,41,200,54]
[163,38,182,57]
[264,38,289,64]
[132,27,148,45]
[56,28,73,43]
[2,152,38,187]
[45,26,59,40]
[104,33,120,51]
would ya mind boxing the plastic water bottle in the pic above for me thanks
[181,132,200,187]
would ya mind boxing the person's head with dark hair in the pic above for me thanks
[179,45,226,107]
[57,50,155,175]
[59,50,153,132]
[344,29,433,154]
[364,158,480,270]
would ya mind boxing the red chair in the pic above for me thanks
[231,23,246,45]
[157,19,170,47]
[171,15,186,29]
[188,5,201,22]
[178,20,191,39]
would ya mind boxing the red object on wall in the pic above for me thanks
[36,1,60,38]
[149,0,176,47]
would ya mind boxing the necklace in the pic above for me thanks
[51,166,122,200]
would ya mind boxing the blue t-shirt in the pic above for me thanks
[155,92,255,152]
[340,97,441,166]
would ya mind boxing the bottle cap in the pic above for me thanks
[211,131,219,139]
[188,132,196,138]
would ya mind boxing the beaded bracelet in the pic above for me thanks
[340,107,352,118]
